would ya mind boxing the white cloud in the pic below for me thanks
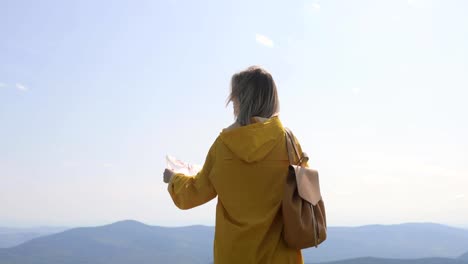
[16,83,28,91]
[255,34,274,48]
[310,3,320,10]
[305,1,321,14]
[352,88,361,94]
[0,82,5,88]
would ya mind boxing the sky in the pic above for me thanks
[1,0,467,228]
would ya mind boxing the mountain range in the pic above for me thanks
[317,257,468,264]
[0,220,467,264]
[0,227,68,248]
[302,223,468,262]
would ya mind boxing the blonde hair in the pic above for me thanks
[227,66,280,126]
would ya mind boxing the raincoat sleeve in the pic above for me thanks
[167,139,217,210]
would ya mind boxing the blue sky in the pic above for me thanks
[1,0,467,228]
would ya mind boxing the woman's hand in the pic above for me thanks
[163,168,175,183]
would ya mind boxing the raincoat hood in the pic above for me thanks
[219,116,284,163]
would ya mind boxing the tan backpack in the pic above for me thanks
[282,128,327,249]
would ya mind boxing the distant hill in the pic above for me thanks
[0,227,68,248]
[303,223,468,263]
[0,220,214,264]
[0,220,467,264]
[459,251,468,260]
[314,257,468,264]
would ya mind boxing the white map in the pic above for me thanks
[166,155,202,176]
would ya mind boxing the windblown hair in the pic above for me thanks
[227,66,280,126]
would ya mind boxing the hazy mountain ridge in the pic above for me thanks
[459,251,468,260]
[302,222,468,262]
[313,256,468,264]
[0,227,69,248]
[1,220,467,264]
[0,220,214,264]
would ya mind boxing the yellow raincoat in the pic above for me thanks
[168,116,304,264]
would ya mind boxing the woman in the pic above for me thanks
[164,66,306,264]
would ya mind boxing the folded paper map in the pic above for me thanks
[166,155,202,176]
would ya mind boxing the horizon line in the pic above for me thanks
[2,219,468,230]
